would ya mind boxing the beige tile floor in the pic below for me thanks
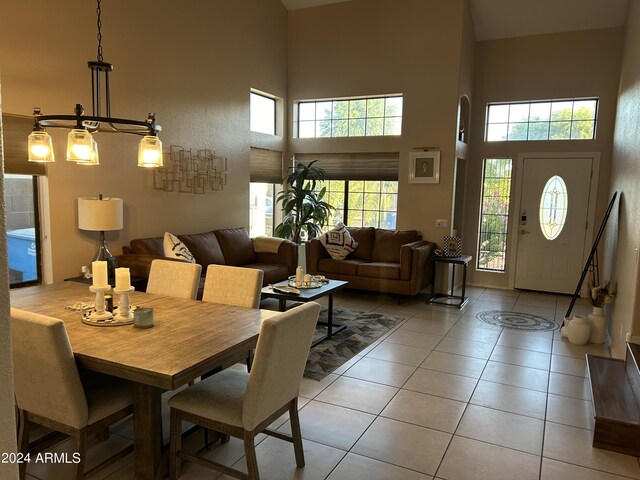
[23,287,640,479]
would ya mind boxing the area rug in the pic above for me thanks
[304,308,405,381]
[476,310,559,331]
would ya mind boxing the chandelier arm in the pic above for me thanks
[36,114,160,136]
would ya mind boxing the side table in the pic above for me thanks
[429,255,472,308]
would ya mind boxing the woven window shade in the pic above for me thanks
[249,147,283,183]
[293,152,399,181]
[2,114,45,175]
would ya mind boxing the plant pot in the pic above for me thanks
[588,306,606,344]
[566,316,591,345]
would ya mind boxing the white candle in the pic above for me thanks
[92,261,108,288]
[115,267,131,290]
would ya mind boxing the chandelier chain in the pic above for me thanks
[96,0,103,62]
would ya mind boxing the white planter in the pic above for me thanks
[566,316,591,345]
[588,306,606,344]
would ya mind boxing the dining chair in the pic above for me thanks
[146,259,202,299]
[11,308,134,480]
[201,264,264,308]
[168,301,321,480]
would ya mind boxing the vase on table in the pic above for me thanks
[588,306,606,344]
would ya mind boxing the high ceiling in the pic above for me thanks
[280,0,628,41]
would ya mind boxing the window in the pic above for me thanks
[477,159,512,272]
[4,174,41,287]
[249,183,275,237]
[315,180,398,230]
[485,99,598,142]
[540,175,568,241]
[250,91,276,135]
[297,95,403,138]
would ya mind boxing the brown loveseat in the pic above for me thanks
[117,228,297,289]
[306,227,435,296]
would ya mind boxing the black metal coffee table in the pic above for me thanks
[261,279,349,346]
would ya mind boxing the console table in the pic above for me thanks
[429,255,472,308]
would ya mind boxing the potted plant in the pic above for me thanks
[274,161,335,245]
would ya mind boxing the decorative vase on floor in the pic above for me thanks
[565,316,591,345]
[588,306,606,344]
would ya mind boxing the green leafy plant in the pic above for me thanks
[274,161,335,244]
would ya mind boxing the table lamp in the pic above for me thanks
[78,194,123,282]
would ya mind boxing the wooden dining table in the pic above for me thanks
[10,281,278,480]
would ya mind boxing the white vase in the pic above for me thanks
[567,316,591,345]
[588,306,606,344]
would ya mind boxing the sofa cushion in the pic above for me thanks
[371,229,420,263]
[319,223,358,260]
[214,228,257,266]
[357,262,401,280]
[178,231,225,266]
[347,227,375,260]
[318,258,365,276]
[130,237,164,256]
[243,263,289,286]
[163,232,196,263]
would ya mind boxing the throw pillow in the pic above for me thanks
[163,232,196,263]
[319,223,358,260]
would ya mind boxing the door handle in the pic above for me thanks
[520,229,530,234]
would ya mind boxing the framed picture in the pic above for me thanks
[408,151,440,183]
[443,235,462,257]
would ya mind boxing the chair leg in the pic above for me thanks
[169,408,182,480]
[243,432,260,480]
[17,410,29,480]
[289,400,305,468]
[72,428,86,480]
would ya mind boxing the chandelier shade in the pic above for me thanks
[27,130,54,163]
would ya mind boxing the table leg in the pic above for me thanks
[460,262,468,308]
[278,298,287,312]
[134,383,163,480]
[450,264,456,296]
[312,293,346,347]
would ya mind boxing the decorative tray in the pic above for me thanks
[81,306,137,327]
[287,275,327,289]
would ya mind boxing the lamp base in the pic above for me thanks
[93,231,118,284]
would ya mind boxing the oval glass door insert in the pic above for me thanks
[539,175,568,240]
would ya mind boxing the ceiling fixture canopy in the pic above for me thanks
[27,0,163,167]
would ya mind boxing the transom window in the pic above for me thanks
[250,91,276,135]
[297,95,403,138]
[485,99,598,142]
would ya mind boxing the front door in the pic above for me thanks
[514,157,593,294]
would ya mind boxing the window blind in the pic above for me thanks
[2,114,46,175]
[293,152,399,181]
[249,147,283,183]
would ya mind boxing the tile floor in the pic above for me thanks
[24,287,640,479]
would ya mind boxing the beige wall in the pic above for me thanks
[609,0,640,358]
[464,28,623,289]
[0,80,19,480]
[287,0,467,246]
[0,0,288,282]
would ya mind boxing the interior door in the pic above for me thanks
[514,157,592,294]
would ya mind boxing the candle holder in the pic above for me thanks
[89,285,113,321]
[114,286,135,321]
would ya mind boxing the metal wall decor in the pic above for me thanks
[153,145,227,194]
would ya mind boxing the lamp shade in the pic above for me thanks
[78,196,123,231]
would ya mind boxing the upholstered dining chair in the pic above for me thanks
[168,301,320,480]
[146,259,202,299]
[11,308,134,480]
[201,264,264,308]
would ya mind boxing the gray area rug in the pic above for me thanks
[476,310,559,331]
[305,308,405,381]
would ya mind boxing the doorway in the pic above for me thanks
[514,154,598,294]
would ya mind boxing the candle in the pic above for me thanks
[304,273,311,287]
[115,267,131,290]
[295,266,303,287]
[92,261,108,288]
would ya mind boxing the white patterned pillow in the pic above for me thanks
[163,232,196,263]
[319,223,358,260]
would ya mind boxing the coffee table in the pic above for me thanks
[261,279,349,346]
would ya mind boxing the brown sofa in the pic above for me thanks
[306,227,435,296]
[117,228,297,290]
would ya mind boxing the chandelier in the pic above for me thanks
[27,0,163,168]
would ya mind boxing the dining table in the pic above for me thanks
[10,281,278,480]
